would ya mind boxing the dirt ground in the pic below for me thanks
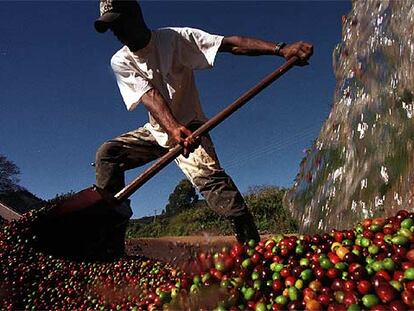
[126,234,271,267]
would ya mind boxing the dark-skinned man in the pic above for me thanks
[94,0,313,255]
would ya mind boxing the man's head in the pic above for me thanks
[95,0,151,52]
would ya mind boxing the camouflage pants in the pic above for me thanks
[95,126,250,220]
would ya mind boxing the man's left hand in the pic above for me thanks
[280,41,313,66]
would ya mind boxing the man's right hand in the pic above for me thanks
[280,41,313,66]
[169,125,200,158]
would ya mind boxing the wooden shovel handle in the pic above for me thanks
[115,56,299,202]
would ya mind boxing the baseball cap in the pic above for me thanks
[94,0,145,33]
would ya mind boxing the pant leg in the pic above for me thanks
[174,134,260,242]
[95,127,168,256]
[95,127,168,194]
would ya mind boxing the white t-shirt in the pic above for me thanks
[110,27,224,147]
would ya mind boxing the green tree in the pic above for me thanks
[165,179,198,216]
[244,186,298,233]
[0,154,22,193]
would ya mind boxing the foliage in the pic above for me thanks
[0,154,22,193]
[0,190,44,214]
[127,185,297,238]
[127,219,167,238]
[244,186,297,234]
[47,191,76,205]
[0,154,45,215]
[164,179,198,217]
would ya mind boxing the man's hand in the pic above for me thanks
[280,41,313,66]
[169,125,200,158]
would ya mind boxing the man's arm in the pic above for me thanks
[219,36,313,65]
[141,89,197,157]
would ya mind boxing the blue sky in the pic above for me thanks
[0,1,351,218]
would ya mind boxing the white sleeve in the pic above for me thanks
[111,56,153,111]
[176,27,224,70]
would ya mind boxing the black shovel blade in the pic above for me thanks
[31,186,129,261]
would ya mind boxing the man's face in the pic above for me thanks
[109,15,150,52]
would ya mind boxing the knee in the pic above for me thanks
[193,171,230,194]
[96,141,120,163]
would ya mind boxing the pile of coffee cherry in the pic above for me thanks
[2,207,414,310]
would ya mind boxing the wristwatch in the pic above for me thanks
[274,42,286,56]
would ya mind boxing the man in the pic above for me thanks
[94,0,313,250]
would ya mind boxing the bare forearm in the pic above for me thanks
[141,89,197,155]
[141,89,180,134]
[219,36,314,65]
[219,36,278,56]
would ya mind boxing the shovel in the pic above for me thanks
[31,57,299,260]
